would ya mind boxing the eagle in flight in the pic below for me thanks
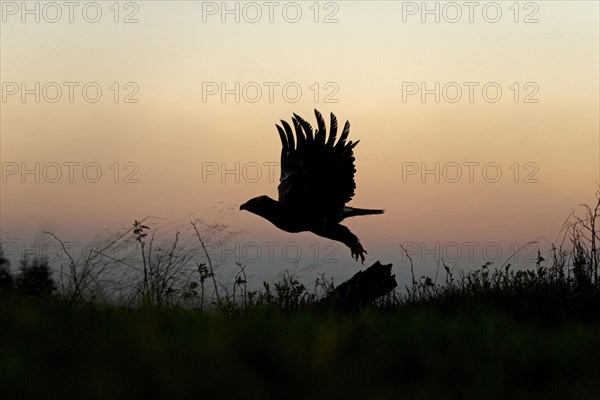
[240,110,383,263]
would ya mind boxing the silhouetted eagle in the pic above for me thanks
[240,110,383,263]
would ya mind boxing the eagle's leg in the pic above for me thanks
[310,224,367,264]
[351,242,367,264]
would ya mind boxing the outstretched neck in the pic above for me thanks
[249,197,286,227]
[241,195,302,232]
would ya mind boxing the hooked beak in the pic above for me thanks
[240,203,248,211]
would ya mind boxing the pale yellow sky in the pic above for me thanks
[1,1,598,282]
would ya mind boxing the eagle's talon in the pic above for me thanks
[351,243,367,264]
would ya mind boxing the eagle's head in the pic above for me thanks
[240,195,278,216]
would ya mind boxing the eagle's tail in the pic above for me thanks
[342,207,384,218]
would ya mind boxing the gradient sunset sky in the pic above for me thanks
[1,1,598,286]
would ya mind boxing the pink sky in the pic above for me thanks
[1,1,598,286]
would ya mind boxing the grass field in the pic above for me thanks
[2,296,600,400]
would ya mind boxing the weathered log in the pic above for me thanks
[318,261,397,312]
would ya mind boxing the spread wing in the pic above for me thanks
[276,109,359,215]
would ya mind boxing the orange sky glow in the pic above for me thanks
[1,1,598,286]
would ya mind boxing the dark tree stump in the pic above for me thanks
[317,261,397,312]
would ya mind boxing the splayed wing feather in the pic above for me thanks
[276,125,287,151]
[315,109,327,145]
[293,113,314,142]
[326,113,338,148]
[278,110,358,213]
[336,121,351,149]
[276,125,288,167]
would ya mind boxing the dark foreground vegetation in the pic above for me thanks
[1,194,599,399]
[2,296,600,400]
